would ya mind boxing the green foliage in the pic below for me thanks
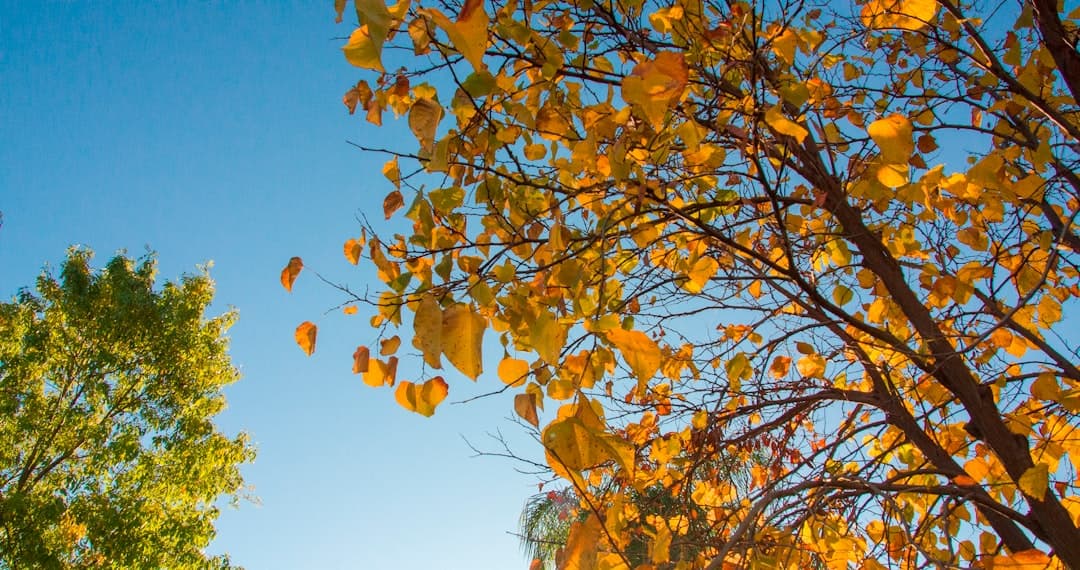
[0,248,253,569]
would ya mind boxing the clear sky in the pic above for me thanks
[0,2,541,568]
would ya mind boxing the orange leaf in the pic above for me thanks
[280,256,303,292]
[344,238,363,265]
[295,321,317,356]
[383,190,405,220]
[343,305,358,315]
[515,392,540,427]
[380,335,401,356]
[498,357,530,387]
[353,346,370,374]
[394,377,450,416]
[952,474,978,487]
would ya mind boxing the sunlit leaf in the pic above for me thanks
[605,328,661,383]
[1018,463,1049,500]
[344,239,363,265]
[861,0,938,31]
[342,25,384,71]
[868,114,914,163]
[764,105,808,143]
[280,256,303,292]
[441,303,485,379]
[394,377,449,416]
[498,357,530,386]
[413,295,443,369]
[295,321,317,356]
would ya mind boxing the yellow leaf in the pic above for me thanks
[295,321,317,356]
[764,105,808,143]
[876,162,909,187]
[536,104,572,141]
[342,25,385,71]
[280,256,303,292]
[514,392,539,427]
[394,377,449,416]
[363,356,399,387]
[441,303,485,379]
[382,157,401,188]
[1018,463,1049,500]
[344,239,363,265]
[861,0,938,31]
[867,114,914,163]
[606,328,661,383]
[529,310,566,363]
[684,256,718,293]
[352,346,370,374]
[772,28,798,65]
[423,0,489,72]
[796,353,826,378]
[408,97,443,152]
[523,143,547,160]
[560,514,602,570]
[383,189,405,220]
[343,305,358,315]
[621,51,688,127]
[1031,373,1060,401]
[498,357,530,386]
[412,295,443,368]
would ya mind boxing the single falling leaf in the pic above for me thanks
[413,295,444,369]
[383,189,405,220]
[498,357,530,386]
[861,0,938,31]
[394,377,450,416]
[344,238,363,265]
[515,392,539,427]
[295,322,317,356]
[343,305,359,315]
[867,114,914,163]
[352,346,370,374]
[764,105,809,143]
[408,97,443,152]
[1018,463,1049,500]
[280,257,303,292]
[441,303,485,379]
[605,328,661,383]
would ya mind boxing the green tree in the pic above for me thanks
[0,249,253,569]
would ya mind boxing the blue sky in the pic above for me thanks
[0,2,541,568]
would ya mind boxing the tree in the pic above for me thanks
[1,249,253,569]
[288,0,1080,567]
